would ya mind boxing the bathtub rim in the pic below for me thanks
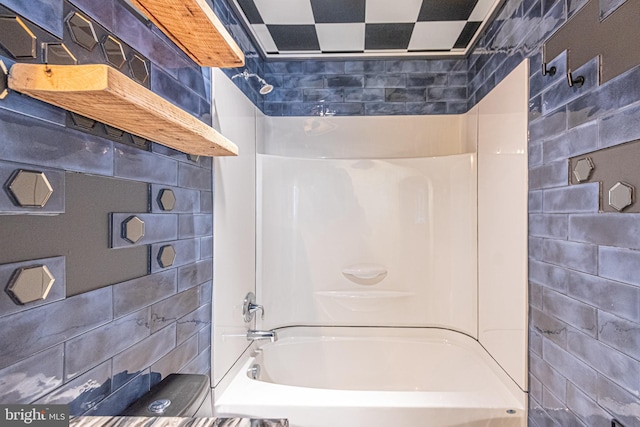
[214,326,527,412]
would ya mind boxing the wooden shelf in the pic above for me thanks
[8,64,238,156]
[131,0,244,68]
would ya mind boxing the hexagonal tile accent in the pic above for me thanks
[70,112,96,129]
[104,124,124,138]
[158,245,177,268]
[609,182,634,212]
[0,60,7,100]
[573,157,594,183]
[8,170,54,208]
[130,135,148,148]
[44,43,77,65]
[7,265,55,305]
[66,12,98,51]
[0,16,36,58]
[187,154,200,162]
[122,215,145,244]
[129,55,149,84]
[158,189,176,211]
[101,35,126,69]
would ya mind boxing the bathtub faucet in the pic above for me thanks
[246,329,278,342]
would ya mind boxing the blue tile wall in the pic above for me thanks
[469,0,640,424]
[0,0,212,416]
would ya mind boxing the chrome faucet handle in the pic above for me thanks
[242,292,264,322]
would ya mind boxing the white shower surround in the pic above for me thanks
[212,60,529,425]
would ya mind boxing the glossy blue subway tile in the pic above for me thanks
[529,259,569,292]
[542,122,597,163]
[200,190,213,213]
[529,190,543,212]
[567,270,640,323]
[598,102,640,149]
[344,88,384,102]
[365,74,406,88]
[264,62,304,74]
[0,0,63,37]
[385,88,426,102]
[0,109,114,176]
[427,87,466,101]
[178,259,213,292]
[529,95,542,122]
[178,162,212,191]
[111,213,178,248]
[198,324,211,352]
[114,144,178,185]
[597,311,640,361]
[364,103,406,115]
[282,75,324,89]
[406,74,448,87]
[567,329,640,397]
[406,102,447,115]
[176,66,208,100]
[112,323,177,390]
[385,60,426,73]
[113,270,178,318]
[528,161,568,190]
[345,60,385,73]
[150,334,199,386]
[36,360,112,416]
[599,246,640,287]
[325,76,364,88]
[151,66,206,118]
[150,287,199,333]
[0,74,66,127]
[0,256,66,319]
[303,89,344,103]
[303,61,345,74]
[85,370,149,416]
[542,58,599,115]
[0,345,63,404]
[596,375,640,427]
[151,238,200,273]
[0,287,112,370]
[600,0,626,18]
[543,288,597,337]
[424,59,467,73]
[65,308,150,380]
[200,236,213,259]
[199,281,212,306]
[178,214,213,239]
[569,214,640,250]
[529,108,567,143]
[565,381,610,426]
[176,304,211,345]
[529,351,568,397]
[326,103,364,116]
[281,103,324,116]
[179,347,210,375]
[542,239,597,274]
[531,51,567,98]
[270,89,304,103]
[529,214,568,239]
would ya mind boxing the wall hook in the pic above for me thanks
[567,70,585,87]
[542,62,556,76]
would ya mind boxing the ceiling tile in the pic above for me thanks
[252,24,278,53]
[365,23,414,49]
[268,25,321,51]
[311,0,365,23]
[254,0,315,24]
[237,0,263,24]
[453,21,481,49]
[469,0,498,20]
[316,23,365,52]
[365,0,423,23]
[418,0,479,21]
[408,21,467,50]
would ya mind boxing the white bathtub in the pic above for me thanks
[215,327,526,427]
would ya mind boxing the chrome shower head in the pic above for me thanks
[231,69,273,95]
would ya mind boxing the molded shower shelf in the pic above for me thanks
[8,64,238,156]
[130,0,244,67]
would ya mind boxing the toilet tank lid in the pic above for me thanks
[121,374,210,417]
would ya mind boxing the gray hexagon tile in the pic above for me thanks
[150,185,200,213]
[0,256,65,318]
[110,213,177,248]
[150,239,199,273]
[0,161,64,214]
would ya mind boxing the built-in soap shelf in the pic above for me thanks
[342,264,387,285]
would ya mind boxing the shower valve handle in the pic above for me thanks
[243,292,264,322]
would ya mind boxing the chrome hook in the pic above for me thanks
[567,70,585,87]
[541,62,556,76]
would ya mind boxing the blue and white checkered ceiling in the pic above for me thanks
[231,0,503,59]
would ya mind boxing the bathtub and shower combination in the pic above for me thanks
[213,62,529,426]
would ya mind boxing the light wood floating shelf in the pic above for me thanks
[130,0,244,68]
[8,64,238,156]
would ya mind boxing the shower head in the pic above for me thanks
[231,69,273,95]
